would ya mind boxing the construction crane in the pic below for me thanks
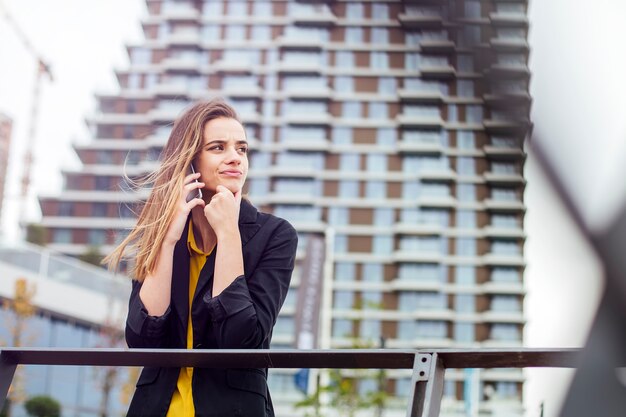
[0,1,53,231]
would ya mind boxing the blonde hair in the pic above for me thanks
[103,99,240,281]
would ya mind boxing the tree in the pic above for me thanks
[25,224,46,246]
[78,246,103,267]
[24,395,61,417]
[2,278,37,416]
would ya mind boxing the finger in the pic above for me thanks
[184,172,202,184]
[215,184,230,195]
[183,181,205,192]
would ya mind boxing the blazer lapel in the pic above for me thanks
[171,219,191,340]
[191,199,261,306]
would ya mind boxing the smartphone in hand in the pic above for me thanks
[186,164,203,202]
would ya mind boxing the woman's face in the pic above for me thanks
[194,117,248,197]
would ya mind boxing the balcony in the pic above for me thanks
[392,250,444,264]
[483,92,532,107]
[481,252,525,267]
[483,225,525,239]
[483,145,526,160]
[484,199,526,212]
[490,37,530,52]
[160,56,202,73]
[420,65,456,80]
[483,118,531,135]
[480,281,525,295]
[221,85,263,99]
[484,171,526,185]
[419,40,456,54]
[489,12,530,28]
[159,6,199,22]
[166,30,201,46]
[275,36,325,51]
[393,223,444,236]
[398,13,444,30]
[292,11,337,27]
[481,310,525,324]
[150,83,190,97]
[283,87,332,100]
[276,60,324,75]
[397,89,445,104]
[396,114,445,129]
[212,59,253,75]
[281,112,333,125]
[397,140,445,154]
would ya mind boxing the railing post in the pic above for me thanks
[406,352,445,417]
[0,351,17,408]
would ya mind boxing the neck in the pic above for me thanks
[191,207,216,253]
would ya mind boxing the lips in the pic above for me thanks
[220,170,243,177]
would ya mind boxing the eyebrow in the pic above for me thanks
[205,139,248,146]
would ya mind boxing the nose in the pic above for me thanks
[224,146,242,165]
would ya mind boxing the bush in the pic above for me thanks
[24,395,61,417]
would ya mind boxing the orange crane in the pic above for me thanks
[0,1,53,230]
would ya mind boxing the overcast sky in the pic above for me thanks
[1,1,625,416]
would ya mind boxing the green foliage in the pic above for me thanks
[25,224,46,246]
[78,246,103,266]
[24,395,61,417]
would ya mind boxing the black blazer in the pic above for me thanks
[125,200,298,417]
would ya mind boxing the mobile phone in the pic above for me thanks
[186,164,203,202]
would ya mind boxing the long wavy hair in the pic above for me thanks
[103,99,240,281]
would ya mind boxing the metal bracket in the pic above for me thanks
[406,352,445,417]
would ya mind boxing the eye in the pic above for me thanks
[238,146,249,154]
[207,144,224,151]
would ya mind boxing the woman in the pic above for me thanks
[104,99,298,417]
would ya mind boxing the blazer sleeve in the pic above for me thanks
[202,220,298,349]
[125,279,172,348]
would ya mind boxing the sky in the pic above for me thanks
[1,1,625,416]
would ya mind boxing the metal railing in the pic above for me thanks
[0,347,583,416]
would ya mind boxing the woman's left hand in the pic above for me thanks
[204,185,242,238]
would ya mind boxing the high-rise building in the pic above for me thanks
[38,1,530,415]
[0,112,13,226]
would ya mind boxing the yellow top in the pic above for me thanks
[166,220,213,417]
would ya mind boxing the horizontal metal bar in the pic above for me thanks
[0,348,586,369]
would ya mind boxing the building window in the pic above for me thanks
[275,179,320,196]
[339,180,359,198]
[457,131,476,149]
[491,295,521,312]
[457,184,476,201]
[333,291,354,309]
[365,181,386,199]
[369,102,388,119]
[93,202,110,217]
[457,80,474,97]
[328,207,349,225]
[456,157,476,175]
[284,26,329,42]
[454,323,475,342]
[492,187,517,201]
[335,262,356,281]
[376,128,396,146]
[227,1,246,16]
[464,0,481,18]
[340,153,360,171]
[492,239,520,255]
[362,263,384,282]
[455,266,476,285]
[359,320,381,343]
[455,294,475,313]
[251,25,271,41]
[422,182,450,197]
[457,55,474,72]
[417,321,447,339]
[252,1,271,16]
[282,100,327,116]
[370,52,389,69]
[456,238,476,256]
[491,267,519,283]
[334,76,354,93]
[492,162,517,174]
[404,78,448,94]
[398,263,444,282]
[456,210,476,228]
[400,236,445,253]
[448,104,458,121]
[405,53,420,71]
[342,101,362,118]
[274,205,321,222]
[283,75,327,91]
[401,208,448,227]
[372,3,389,19]
[88,230,107,245]
[333,319,353,338]
[334,234,348,253]
[203,0,222,16]
[333,127,352,144]
[362,291,383,310]
[335,51,355,68]
[367,154,387,172]
[345,27,363,43]
[402,129,443,145]
[346,3,364,19]
[403,104,440,118]
[248,179,270,197]
[53,228,72,244]
[492,214,519,228]
[491,324,520,341]
[371,27,389,44]
[378,77,396,94]
[491,136,520,148]
[372,235,393,254]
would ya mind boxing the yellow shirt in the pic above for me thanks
[166,220,213,417]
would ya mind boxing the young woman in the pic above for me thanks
[104,99,298,417]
